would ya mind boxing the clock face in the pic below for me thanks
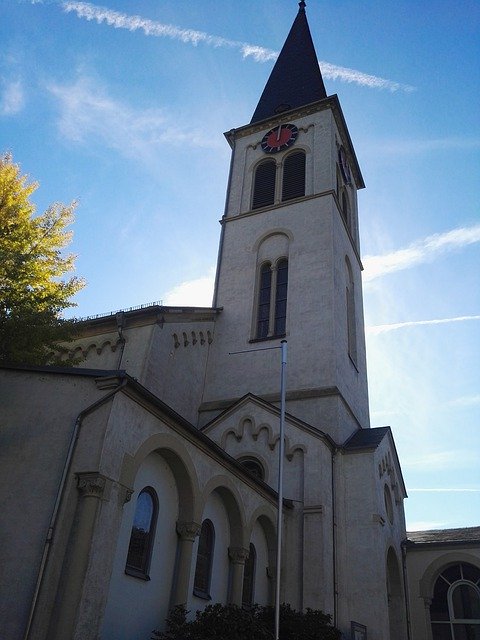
[261,123,298,154]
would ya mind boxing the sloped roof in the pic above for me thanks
[250,2,327,124]
[342,426,391,451]
[407,526,480,546]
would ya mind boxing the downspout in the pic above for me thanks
[212,129,236,308]
[23,376,128,640]
[331,447,338,627]
[401,539,412,640]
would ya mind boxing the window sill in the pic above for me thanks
[249,334,286,344]
[193,588,212,600]
[125,567,151,581]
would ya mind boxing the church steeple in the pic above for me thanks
[250,1,327,124]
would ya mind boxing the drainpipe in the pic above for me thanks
[401,539,412,640]
[23,376,128,640]
[212,129,236,308]
[331,447,338,627]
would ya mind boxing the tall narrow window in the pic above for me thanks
[256,263,272,339]
[341,190,350,228]
[345,257,357,363]
[125,487,158,579]
[252,160,276,209]
[281,151,305,201]
[242,544,257,608]
[274,259,288,335]
[193,519,215,598]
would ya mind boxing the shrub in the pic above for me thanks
[152,603,341,640]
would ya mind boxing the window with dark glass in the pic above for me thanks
[239,458,265,481]
[193,519,215,598]
[345,258,357,363]
[256,259,288,340]
[125,487,158,579]
[274,259,288,335]
[242,544,256,608]
[256,263,272,339]
[341,190,350,227]
[281,151,305,202]
[252,160,276,209]
[430,562,480,640]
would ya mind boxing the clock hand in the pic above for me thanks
[276,125,282,142]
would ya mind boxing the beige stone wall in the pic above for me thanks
[202,103,369,442]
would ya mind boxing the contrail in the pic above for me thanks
[62,1,415,91]
[367,315,480,335]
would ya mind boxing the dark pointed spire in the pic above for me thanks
[250,1,327,124]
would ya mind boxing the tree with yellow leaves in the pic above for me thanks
[0,153,85,365]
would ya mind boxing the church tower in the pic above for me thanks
[201,1,369,444]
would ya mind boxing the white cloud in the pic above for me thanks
[0,78,25,115]
[367,315,480,335]
[163,269,215,307]
[61,1,413,91]
[447,395,480,408]
[363,224,480,282]
[47,75,219,160]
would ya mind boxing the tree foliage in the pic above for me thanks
[0,152,85,365]
[152,603,342,640]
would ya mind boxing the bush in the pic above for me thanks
[152,603,341,640]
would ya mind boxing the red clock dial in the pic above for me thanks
[261,123,298,153]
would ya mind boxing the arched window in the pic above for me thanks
[257,262,272,339]
[282,151,305,202]
[274,259,288,335]
[431,563,480,639]
[255,258,288,339]
[345,257,357,363]
[384,484,394,524]
[193,519,215,598]
[341,189,350,228]
[125,487,158,579]
[239,457,265,481]
[242,543,257,608]
[252,160,276,209]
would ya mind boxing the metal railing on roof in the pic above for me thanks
[79,300,164,321]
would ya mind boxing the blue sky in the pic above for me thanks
[1,0,479,531]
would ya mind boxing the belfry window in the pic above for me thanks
[252,160,276,209]
[430,563,480,639]
[256,258,288,340]
[125,487,158,579]
[193,519,215,598]
[281,151,305,201]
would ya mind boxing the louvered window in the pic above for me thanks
[274,259,288,335]
[252,160,276,209]
[256,263,272,339]
[281,151,305,201]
